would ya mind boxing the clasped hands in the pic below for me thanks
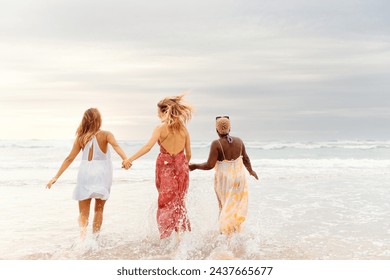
[122,158,132,170]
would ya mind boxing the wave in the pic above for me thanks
[0,139,70,149]
[1,139,390,150]
[0,145,56,149]
[243,141,390,150]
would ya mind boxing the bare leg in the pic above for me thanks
[78,199,92,239]
[93,199,106,234]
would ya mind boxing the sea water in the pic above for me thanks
[0,139,389,259]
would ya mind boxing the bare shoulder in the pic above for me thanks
[72,137,82,148]
[99,130,111,139]
[181,125,189,132]
[210,139,220,148]
[154,123,165,135]
[182,126,190,136]
[151,123,165,139]
[232,136,244,145]
[99,131,115,144]
[155,123,166,131]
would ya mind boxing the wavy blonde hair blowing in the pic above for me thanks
[76,108,102,148]
[157,95,193,132]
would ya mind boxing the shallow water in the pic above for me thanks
[1,140,390,259]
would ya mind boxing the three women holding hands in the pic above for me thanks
[47,95,258,240]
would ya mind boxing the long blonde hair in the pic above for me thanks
[157,95,193,132]
[76,108,102,148]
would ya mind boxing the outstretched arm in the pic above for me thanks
[46,138,82,188]
[124,125,161,166]
[242,142,259,180]
[189,140,219,171]
[107,132,127,160]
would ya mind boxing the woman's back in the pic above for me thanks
[159,124,187,155]
[84,131,109,160]
[216,136,243,161]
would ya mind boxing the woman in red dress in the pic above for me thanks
[123,95,193,239]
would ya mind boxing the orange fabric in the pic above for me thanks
[214,157,248,234]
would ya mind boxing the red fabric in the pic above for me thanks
[155,145,191,239]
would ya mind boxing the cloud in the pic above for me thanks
[0,0,389,140]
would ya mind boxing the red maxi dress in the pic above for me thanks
[155,143,191,239]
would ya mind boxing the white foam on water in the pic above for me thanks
[1,140,389,259]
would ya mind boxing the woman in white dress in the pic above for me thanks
[46,108,128,238]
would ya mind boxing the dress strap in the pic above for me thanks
[217,140,226,160]
[91,135,98,147]
[159,134,169,145]
[85,139,93,150]
[88,131,100,151]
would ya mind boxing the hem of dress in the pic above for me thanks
[73,192,110,201]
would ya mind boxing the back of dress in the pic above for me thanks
[73,135,113,201]
[214,139,248,234]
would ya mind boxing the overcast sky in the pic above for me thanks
[0,0,389,141]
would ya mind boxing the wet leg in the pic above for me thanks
[93,199,106,234]
[78,199,92,239]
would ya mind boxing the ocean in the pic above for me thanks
[0,139,389,260]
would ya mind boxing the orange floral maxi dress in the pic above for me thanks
[155,144,191,239]
[214,141,248,234]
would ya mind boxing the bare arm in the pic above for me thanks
[242,142,259,180]
[125,125,161,165]
[46,139,82,188]
[189,141,219,171]
[184,127,191,162]
[107,132,127,160]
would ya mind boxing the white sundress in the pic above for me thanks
[73,135,113,201]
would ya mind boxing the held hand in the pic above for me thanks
[46,177,57,189]
[122,159,132,170]
[124,163,132,170]
[189,163,196,171]
[250,170,259,180]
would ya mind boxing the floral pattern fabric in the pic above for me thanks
[214,156,248,234]
[155,145,191,239]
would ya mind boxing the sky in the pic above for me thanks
[0,0,389,141]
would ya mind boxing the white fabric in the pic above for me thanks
[73,136,112,201]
